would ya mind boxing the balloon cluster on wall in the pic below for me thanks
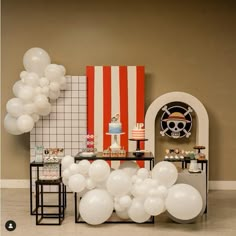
[4,47,67,135]
[62,157,203,225]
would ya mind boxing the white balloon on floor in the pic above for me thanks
[152,161,178,188]
[128,198,151,223]
[79,189,114,225]
[165,184,203,220]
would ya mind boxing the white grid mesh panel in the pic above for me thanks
[30,75,87,190]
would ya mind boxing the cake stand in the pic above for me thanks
[129,139,148,157]
[106,133,125,151]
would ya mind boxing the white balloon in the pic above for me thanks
[39,77,50,87]
[37,102,51,116]
[41,86,50,97]
[23,47,51,77]
[4,113,22,135]
[24,103,36,115]
[61,155,74,170]
[6,98,24,118]
[89,160,110,182]
[79,189,113,225]
[152,161,178,188]
[59,76,66,85]
[69,163,80,175]
[62,168,72,179]
[35,86,42,95]
[12,80,24,97]
[116,209,130,220]
[45,64,63,82]
[165,184,203,220]
[48,90,60,100]
[18,85,34,101]
[119,195,132,208]
[114,202,125,212]
[106,170,132,197]
[23,72,39,87]
[78,160,91,175]
[86,178,96,190]
[31,113,40,122]
[68,174,86,193]
[137,168,149,180]
[131,182,149,199]
[156,185,168,199]
[20,71,28,79]
[62,177,69,186]
[128,198,151,223]
[119,161,139,177]
[34,94,48,109]
[16,114,34,133]
[49,82,60,92]
[144,197,165,216]
[59,65,66,75]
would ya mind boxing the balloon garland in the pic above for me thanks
[4,47,67,135]
[62,158,203,225]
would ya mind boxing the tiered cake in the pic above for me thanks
[132,123,145,140]
[109,114,122,134]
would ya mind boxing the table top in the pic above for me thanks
[164,158,208,163]
[74,152,154,161]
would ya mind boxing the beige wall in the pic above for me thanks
[1,0,236,180]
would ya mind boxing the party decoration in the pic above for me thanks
[79,189,114,225]
[165,184,203,220]
[61,159,203,225]
[106,170,132,197]
[151,161,178,188]
[89,160,110,182]
[4,47,67,135]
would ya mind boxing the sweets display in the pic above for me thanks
[132,123,145,140]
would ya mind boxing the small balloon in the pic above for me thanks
[17,114,34,133]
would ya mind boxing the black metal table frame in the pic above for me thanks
[35,178,65,225]
[164,159,208,213]
[74,152,155,224]
[30,161,67,215]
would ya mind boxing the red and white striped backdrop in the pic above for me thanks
[86,66,145,168]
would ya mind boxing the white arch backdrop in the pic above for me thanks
[145,91,209,161]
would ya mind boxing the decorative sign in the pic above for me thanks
[160,105,193,139]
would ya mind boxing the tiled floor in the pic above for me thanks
[1,189,236,236]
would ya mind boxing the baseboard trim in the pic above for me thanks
[209,181,236,190]
[1,179,236,190]
[0,179,30,188]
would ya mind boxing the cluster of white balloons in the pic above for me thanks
[62,157,203,225]
[4,47,67,135]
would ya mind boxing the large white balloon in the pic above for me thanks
[152,161,178,188]
[106,170,132,197]
[61,155,74,170]
[144,197,165,216]
[6,98,24,118]
[128,198,151,223]
[16,114,34,133]
[79,189,114,225]
[119,161,139,177]
[23,48,51,77]
[89,160,110,182]
[68,174,86,193]
[165,184,203,220]
[4,113,22,135]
